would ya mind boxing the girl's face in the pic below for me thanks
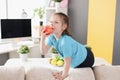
[49,15,66,35]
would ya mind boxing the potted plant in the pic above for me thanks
[17,45,30,62]
[53,0,63,7]
[53,0,62,2]
[50,47,59,58]
[33,7,45,38]
[33,7,45,26]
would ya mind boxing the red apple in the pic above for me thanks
[43,25,53,35]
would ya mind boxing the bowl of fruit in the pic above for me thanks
[49,56,64,67]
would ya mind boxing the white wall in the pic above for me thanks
[7,0,46,19]
[0,0,6,18]
[68,0,88,44]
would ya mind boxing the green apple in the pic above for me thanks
[57,59,64,66]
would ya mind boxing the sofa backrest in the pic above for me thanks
[25,66,95,80]
[0,66,25,80]
[26,66,55,80]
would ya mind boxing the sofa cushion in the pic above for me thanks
[26,66,95,80]
[26,66,55,80]
[0,66,25,80]
[65,68,95,80]
[93,65,120,80]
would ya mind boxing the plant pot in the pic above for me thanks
[52,53,59,59]
[19,53,28,62]
[40,21,43,26]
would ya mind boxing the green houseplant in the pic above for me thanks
[17,45,30,54]
[33,7,45,26]
[50,47,58,54]
[17,45,30,62]
[53,0,62,2]
[33,7,45,19]
[50,47,59,58]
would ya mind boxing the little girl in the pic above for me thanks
[40,12,94,80]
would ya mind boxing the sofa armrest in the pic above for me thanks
[0,66,25,80]
[93,65,120,80]
[93,57,110,66]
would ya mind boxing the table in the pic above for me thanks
[5,58,63,71]
[0,40,38,54]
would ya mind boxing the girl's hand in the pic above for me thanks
[52,71,63,80]
[40,27,49,39]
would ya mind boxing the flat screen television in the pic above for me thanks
[0,19,31,39]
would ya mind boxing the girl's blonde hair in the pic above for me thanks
[53,12,72,36]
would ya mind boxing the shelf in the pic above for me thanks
[44,7,68,24]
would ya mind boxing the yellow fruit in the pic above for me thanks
[49,58,52,63]
[51,59,57,65]
[56,60,64,66]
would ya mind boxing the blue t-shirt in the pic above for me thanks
[45,34,87,68]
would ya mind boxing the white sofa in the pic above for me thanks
[0,66,25,80]
[0,65,120,80]
[0,57,119,80]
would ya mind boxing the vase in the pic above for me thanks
[19,53,28,62]
[52,54,59,59]
[40,21,43,26]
